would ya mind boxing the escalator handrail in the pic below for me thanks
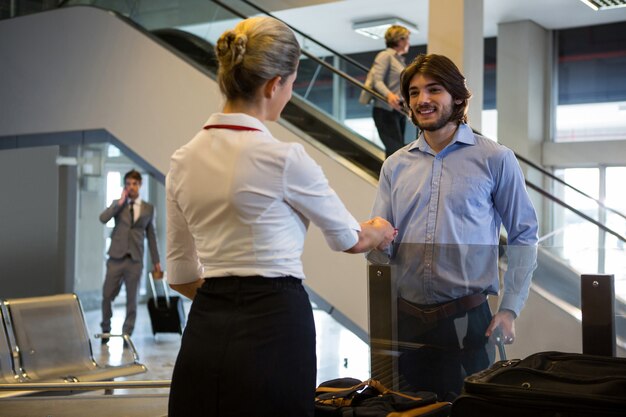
[211,0,398,115]
[515,152,626,222]
[238,0,370,74]
[525,180,626,244]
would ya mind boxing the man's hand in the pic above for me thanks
[485,309,516,344]
[117,188,128,206]
[371,217,397,251]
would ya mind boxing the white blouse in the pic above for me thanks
[166,113,361,285]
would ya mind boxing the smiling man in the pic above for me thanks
[370,54,539,400]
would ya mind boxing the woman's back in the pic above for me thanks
[168,112,312,278]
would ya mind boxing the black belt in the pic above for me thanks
[398,293,487,324]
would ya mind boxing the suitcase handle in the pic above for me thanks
[149,271,171,309]
[493,327,508,361]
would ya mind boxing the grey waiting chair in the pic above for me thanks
[0,294,146,391]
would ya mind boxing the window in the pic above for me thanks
[554,166,626,302]
[555,22,626,142]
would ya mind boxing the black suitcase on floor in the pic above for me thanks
[451,351,626,417]
[147,272,186,335]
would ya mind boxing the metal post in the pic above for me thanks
[368,264,398,388]
[581,274,616,356]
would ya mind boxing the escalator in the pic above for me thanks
[151,25,384,178]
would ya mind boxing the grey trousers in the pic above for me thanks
[101,256,143,335]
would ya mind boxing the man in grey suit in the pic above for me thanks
[99,169,161,344]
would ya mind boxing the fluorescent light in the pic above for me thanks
[352,17,418,40]
[579,0,626,10]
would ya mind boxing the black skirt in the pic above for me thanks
[168,276,317,417]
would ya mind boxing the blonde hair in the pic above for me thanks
[385,25,410,48]
[215,16,300,100]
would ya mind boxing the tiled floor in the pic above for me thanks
[83,298,371,395]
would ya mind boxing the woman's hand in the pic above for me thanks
[387,92,403,111]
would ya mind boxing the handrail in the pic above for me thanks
[515,152,626,222]
[525,180,626,243]
[238,0,370,73]
[211,0,405,116]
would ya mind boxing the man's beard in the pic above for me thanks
[414,103,455,131]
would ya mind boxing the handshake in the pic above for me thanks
[365,216,397,251]
[346,216,397,254]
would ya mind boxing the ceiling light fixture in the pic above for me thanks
[352,17,418,40]
[579,0,626,11]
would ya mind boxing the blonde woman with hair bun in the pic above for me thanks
[166,16,396,416]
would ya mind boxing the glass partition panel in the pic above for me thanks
[368,243,625,393]
[524,180,626,302]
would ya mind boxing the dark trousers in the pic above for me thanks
[373,106,406,158]
[168,276,316,417]
[397,300,494,401]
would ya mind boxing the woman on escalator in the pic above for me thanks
[165,16,396,417]
[370,24,411,158]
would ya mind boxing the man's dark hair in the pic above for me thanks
[124,169,142,183]
[400,54,472,125]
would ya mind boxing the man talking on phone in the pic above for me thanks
[99,169,161,345]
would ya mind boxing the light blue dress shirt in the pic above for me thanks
[371,123,538,316]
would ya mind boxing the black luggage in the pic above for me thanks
[315,377,451,416]
[451,351,626,417]
[147,272,186,336]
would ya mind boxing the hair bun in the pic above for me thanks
[230,33,247,65]
[216,30,247,67]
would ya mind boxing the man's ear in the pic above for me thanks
[454,99,463,105]
[263,76,282,99]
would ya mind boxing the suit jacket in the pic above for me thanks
[100,199,160,264]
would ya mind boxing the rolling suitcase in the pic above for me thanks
[147,272,186,336]
[451,351,626,417]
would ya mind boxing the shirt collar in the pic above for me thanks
[132,197,142,206]
[205,113,272,136]
[408,123,475,153]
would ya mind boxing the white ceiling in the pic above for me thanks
[266,0,626,54]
